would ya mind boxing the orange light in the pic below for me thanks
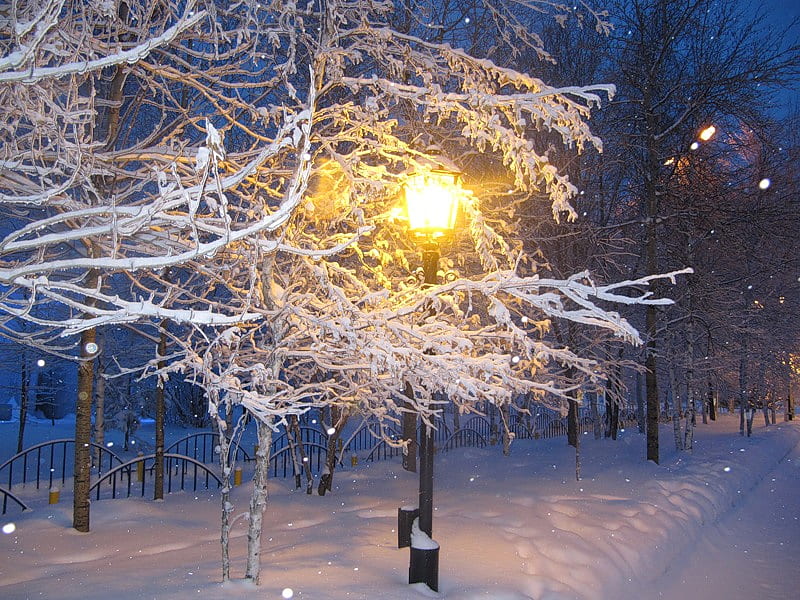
[405,169,461,236]
[699,125,716,141]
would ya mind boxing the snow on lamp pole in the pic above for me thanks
[400,155,463,593]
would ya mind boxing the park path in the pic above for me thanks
[638,434,800,600]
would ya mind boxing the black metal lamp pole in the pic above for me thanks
[400,157,462,593]
[407,239,440,590]
[418,240,439,539]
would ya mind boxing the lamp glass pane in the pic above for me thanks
[405,171,459,234]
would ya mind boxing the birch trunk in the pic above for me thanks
[746,403,755,436]
[683,391,695,451]
[154,322,167,500]
[286,417,303,489]
[245,418,274,584]
[17,354,28,453]
[214,395,234,582]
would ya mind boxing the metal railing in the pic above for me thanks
[165,432,251,465]
[0,439,123,490]
[0,485,29,515]
[439,428,488,453]
[89,453,221,500]
[269,442,328,478]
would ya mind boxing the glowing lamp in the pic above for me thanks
[405,168,461,236]
[699,125,716,141]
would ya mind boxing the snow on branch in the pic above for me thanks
[0,9,206,84]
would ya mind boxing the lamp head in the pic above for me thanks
[404,166,462,237]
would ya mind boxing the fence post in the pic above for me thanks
[234,466,243,486]
[48,487,60,504]
[136,452,145,482]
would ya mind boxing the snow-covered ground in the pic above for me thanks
[1,414,798,599]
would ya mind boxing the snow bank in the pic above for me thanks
[0,415,797,599]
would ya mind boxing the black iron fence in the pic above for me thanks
[89,453,222,500]
[0,439,123,491]
[0,485,29,515]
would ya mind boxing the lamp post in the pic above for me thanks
[399,157,463,592]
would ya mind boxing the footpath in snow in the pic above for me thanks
[0,414,798,599]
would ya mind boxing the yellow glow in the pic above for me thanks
[699,125,716,141]
[405,170,460,235]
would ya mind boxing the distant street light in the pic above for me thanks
[399,153,464,592]
[699,125,716,141]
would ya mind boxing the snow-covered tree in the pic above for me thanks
[1,0,691,584]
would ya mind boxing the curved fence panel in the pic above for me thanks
[166,432,251,465]
[365,439,404,463]
[461,416,491,439]
[0,486,29,515]
[269,442,328,479]
[89,453,221,500]
[0,439,123,491]
[271,427,327,454]
[440,428,488,453]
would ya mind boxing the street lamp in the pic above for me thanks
[698,125,716,141]
[399,157,464,592]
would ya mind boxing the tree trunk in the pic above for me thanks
[701,387,708,424]
[245,418,274,584]
[669,362,683,451]
[610,399,619,441]
[607,366,621,441]
[566,366,578,448]
[318,406,347,496]
[215,397,234,583]
[635,370,646,434]
[567,396,578,449]
[17,353,28,454]
[289,415,313,494]
[739,343,747,436]
[590,392,601,440]
[707,380,716,421]
[286,417,303,490]
[500,402,511,456]
[93,355,106,467]
[154,322,167,500]
[73,325,96,532]
[684,390,695,452]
